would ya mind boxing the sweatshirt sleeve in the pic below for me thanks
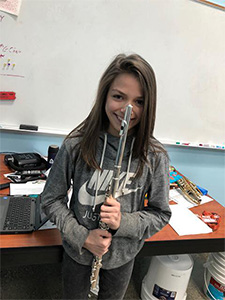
[41,141,89,254]
[114,152,171,240]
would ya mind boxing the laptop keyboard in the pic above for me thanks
[3,197,33,231]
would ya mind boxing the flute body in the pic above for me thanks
[90,104,133,289]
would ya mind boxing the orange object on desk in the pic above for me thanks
[197,211,221,231]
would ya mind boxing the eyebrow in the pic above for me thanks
[111,89,126,95]
[111,89,143,98]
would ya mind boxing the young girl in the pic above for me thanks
[41,53,171,299]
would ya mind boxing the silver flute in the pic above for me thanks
[90,104,133,290]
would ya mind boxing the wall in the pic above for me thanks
[0,0,225,146]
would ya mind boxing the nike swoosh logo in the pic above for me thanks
[78,181,105,206]
[116,186,144,198]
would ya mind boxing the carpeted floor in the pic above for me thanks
[1,253,209,299]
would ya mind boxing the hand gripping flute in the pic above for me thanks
[90,104,133,290]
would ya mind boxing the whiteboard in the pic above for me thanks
[0,0,225,146]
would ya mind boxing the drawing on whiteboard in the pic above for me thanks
[0,15,5,22]
[0,43,22,55]
[0,74,25,78]
[0,0,22,17]
[2,58,16,70]
[0,44,23,77]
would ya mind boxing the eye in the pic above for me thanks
[135,99,144,106]
[112,94,123,101]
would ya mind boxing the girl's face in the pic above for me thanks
[105,73,144,136]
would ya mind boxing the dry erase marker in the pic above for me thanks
[182,143,190,146]
[7,59,10,68]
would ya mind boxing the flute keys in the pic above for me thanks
[99,220,109,231]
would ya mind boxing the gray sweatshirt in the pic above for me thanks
[41,132,171,269]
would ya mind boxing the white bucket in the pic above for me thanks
[203,252,225,300]
[141,254,193,300]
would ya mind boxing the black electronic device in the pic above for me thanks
[4,153,47,171]
[0,195,49,234]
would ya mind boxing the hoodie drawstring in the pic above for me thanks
[92,133,107,211]
[121,137,135,195]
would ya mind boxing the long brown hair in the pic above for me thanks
[67,53,165,174]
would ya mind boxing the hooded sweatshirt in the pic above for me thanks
[41,132,171,270]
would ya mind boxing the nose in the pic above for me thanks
[120,103,133,114]
[120,106,126,113]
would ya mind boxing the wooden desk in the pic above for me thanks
[1,154,225,267]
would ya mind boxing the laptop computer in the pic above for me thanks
[0,195,49,234]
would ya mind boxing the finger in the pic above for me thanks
[100,211,111,218]
[94,248,108,257]
[101,203,118,214]
[99,229,112,238]
[100,248,109,256]
[102,239,112,249]
[100,209,119,220]
[103,195,116,206]
[101,202,113,212]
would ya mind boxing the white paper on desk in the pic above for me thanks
[170,189,193,208]
[169,189,213,208]
[201,195,213,205]
[39,220,57,230]
[10,181,46,195]
[169,204,213,236]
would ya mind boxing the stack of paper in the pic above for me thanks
[169,188,212,208]
[169,204,212,236]
[10,181,46,195]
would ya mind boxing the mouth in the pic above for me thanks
[115,114,134,122]
[114,114,135,132]
[115,114,124,122]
